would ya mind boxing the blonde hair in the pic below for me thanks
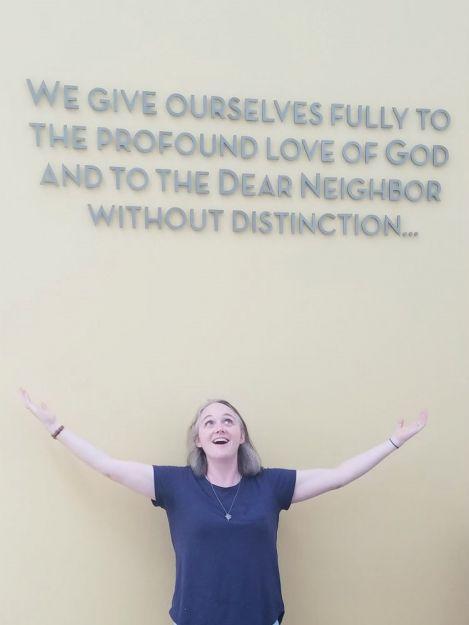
[186,399,262,477]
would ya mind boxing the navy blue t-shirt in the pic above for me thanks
[150,465,296,625]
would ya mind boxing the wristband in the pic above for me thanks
[51,425,64,439]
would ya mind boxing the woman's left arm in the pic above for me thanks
[291,410,428,504]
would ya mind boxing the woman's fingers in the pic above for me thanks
[391,410,428,446]
[403,410,428,432]
[19,388,39,414]
[414,410,428,431]
[19,388,57,429]
[19,388,30,406]
[412,410,428,432]
[20,388,32,405]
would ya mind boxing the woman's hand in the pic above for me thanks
[19,388,59,433]
[390,409,428,447]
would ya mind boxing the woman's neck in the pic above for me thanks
[205,460,241,487]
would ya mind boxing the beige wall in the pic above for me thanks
[1,1,468,624]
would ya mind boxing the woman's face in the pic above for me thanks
[195,402,245,459]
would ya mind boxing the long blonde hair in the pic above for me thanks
[186,399,262,477]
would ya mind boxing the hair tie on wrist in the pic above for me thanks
[389,437,399,449]
[51,425,64,439]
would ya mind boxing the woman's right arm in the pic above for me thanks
[19,388,155,499]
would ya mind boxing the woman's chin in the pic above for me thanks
[206,445,237,459]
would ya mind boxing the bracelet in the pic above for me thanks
[51,425,64,439]
[389,437,399,449]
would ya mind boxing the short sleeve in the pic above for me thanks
[265,468,297,511]
[150,465,186,510]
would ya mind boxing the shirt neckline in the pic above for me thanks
[204,475,242,490]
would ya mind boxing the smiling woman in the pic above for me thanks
[150,398,295,625]
[19,388,428,625]
[186,399,261,480]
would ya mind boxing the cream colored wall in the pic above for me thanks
[1,1,468,624]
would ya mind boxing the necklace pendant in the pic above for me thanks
[225,513,232,520]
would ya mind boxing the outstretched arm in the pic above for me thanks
[19,388,154,499]
[291,410,428,504]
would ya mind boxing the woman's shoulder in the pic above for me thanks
[153,464,191,471]
[249,466,296,484]
[151,465,193,491]
[152,464,192,479]
[257,467,297,510]
[257,466,295,476]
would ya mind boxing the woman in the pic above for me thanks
[19,388,428,625]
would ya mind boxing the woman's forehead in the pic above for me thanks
[199,402,237,420]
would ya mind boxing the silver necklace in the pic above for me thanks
[205,476,242,521]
